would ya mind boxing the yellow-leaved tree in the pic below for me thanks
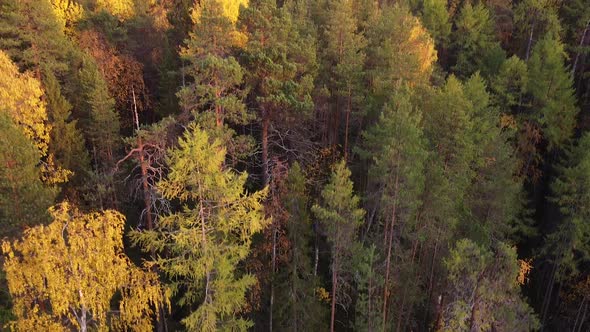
[1,203,169,331]
[0,50,51,156]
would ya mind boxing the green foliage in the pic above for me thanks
[451,2,505,78]
[312,160,365,315]
[367,4,436,100]
[0,113,55,238]
[130,124,268,331]
[527,35,578,149]
[238,0,316,124]
[490,55,528,110]
[43,69,90,186]
[419,0,451,47]
[545,133,590,280]
[442,239,539,331]
[178,0,250,127]
[0,0,73,74]
[274,162,328,331]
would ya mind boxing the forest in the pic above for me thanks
[0,0,589,331]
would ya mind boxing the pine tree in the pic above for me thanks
[238,0,316,184]
[360,88,428,329]
[1,203,168,331]
[178,0,250,128]
[130,124,269,331]
[366,4,436,103]
[312,160,365,332]
[0,113,54,238]
[527,35,578,149]
[320,0,366,157]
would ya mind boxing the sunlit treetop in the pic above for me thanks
[0,50,50,156]
[1,202,169,331]
[192,0,248,23]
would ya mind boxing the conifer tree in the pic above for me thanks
[441,239,539,331]
[451,2,505,78]
[361,88,428,329]
[275,162,327,331]
[312,160,365,332]
[320,0,366,157]
[419,0,451,49]
[1,203,168,331]
[0,0,72,74]
[131,124,268,331]
[178,0,251,129]
[366,4,436,103]
[238,0,315,184]
[0,113,54,238]
[527,35,578,149]
[461,73,524,243]
[540,133,590,324]
[43,69,90,188]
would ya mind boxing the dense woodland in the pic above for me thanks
[0,0,589,331]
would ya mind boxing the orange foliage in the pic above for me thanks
[77,29,150,128]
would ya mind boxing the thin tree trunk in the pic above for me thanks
[262,116,270,185]
[344,90,351,160]
[573,296,587,332]
[525,18,536,62]
[541,262,558,330]
[331,260,338,332]
[572,20,590,76]
[270,224,277,332]
[577,301,588,332]
[382,171,400,332]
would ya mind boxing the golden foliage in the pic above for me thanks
[95,0,136,19]
[0,51,51,156]
[50,0,84,32]
[192,0,248,23]
[517,258,533,285]
[1,203,168,331]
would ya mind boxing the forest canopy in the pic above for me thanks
[0,0,589,331]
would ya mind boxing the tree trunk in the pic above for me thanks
[331,260,338,332]
[382,171,400,332]
[262,116,270,185]
[572,20,590,76]
[525,18,536,62]
[270,224,277,332]
[344,90,351,160]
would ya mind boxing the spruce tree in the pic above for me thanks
[451,2,505,78]
[275,162,327,331]
[43,69,90,189]
[527,35,578,149]
[312,160,365,332]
